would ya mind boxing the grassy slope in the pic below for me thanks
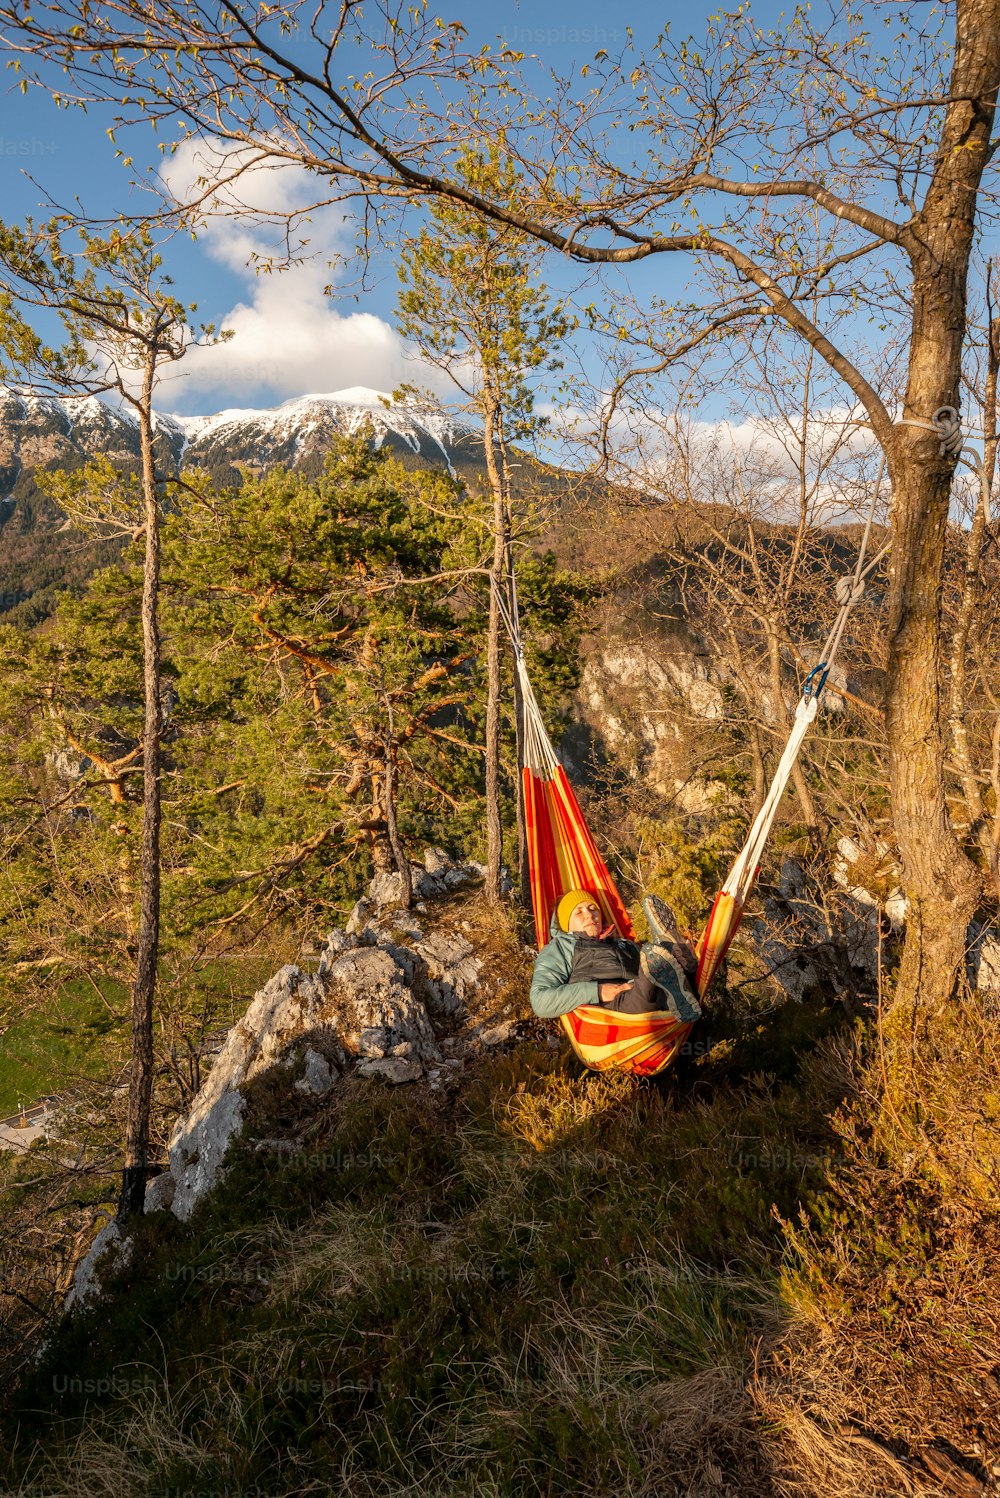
[0,977,126,1115]
[3,1042,841,1497]
[0,879,852,1498]
[0,955,288,1117]
[1,893,998,1498]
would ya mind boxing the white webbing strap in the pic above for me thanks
[722,695,819,903]
[494,575,560,778]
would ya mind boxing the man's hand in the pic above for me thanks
[598,981,631,1004]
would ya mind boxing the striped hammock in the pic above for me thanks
[501,578,846,1078]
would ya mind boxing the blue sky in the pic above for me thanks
[1,2,773,420]
[0,0,931,455]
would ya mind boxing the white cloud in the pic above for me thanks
[539,396,887,527]
[166,259,422,410]
[154,137,444,413]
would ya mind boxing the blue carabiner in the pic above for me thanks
[802,662,829,703]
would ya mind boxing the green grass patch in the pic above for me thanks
[0,975,127,1115]
[0,953,284,1116]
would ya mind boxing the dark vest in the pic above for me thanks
[568,934,641,986]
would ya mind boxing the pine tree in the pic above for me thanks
[396,151,572,904]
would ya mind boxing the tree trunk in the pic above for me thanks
[369,771,394,874]
[886,0,1000,1011]
[499,443,530,910]
[510,598,531,909]
[748,723,767,817]
[383,746,412,909]
[118,358,162,1221]
[382,690,412,909]
[482,398,507,904]
[947,275,1000,898]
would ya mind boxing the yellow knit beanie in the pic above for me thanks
[557,889,598,932]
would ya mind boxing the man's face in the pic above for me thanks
[568,900,602,937]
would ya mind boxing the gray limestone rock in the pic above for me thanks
[752,856,885,1001]
[368,909,425,942]
[368,867,445,907]
[478,1021,518,1048]
[968,921,1000,994]
[413,868,447,899]
[367,870,407,908]
[750,918,823,1003]
[293,1047,336,1097]
[346,897,374,935]
[169,1089,246,1223]
[318,927,360,976]
[144,1170,176,1214]
[326,946,442,1068]
[65,1219,134,1313]
[167,965,336,1220]
[141,884,490,1228]
[46,747,92,782]
[357,1056,423,1084]
[423,847,455,875]
[884,888,908,933]
[413,929,480,1018]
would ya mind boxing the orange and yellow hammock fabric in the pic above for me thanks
[523,761,743,1077]
[502,577,828,1078]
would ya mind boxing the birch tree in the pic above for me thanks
[0,221,201,1218]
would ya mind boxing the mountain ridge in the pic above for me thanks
[0,385,488,623]
[0,384,481,493]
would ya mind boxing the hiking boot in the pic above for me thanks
[640,943,702,1025]
[643,893,682,945]
[643,894,699,983]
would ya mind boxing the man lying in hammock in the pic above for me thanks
[530,890,702,1025]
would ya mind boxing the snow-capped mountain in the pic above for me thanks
[0,386,483,501]
[171,387,480,478]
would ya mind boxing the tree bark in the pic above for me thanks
[369,771,394,874]
[947,272,1000,898]
[748,722,767,817]
[886,0,1000,1011]
[382,691,412,909]
[498,435,529,909]
[482,395,507,904]
[510,584,531,909]
[118,353,162,1221]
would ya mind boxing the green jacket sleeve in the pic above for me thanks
[530,935,600,1018]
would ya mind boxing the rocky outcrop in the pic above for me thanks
[573,621,853,809]
[150,850,483,1226]
[165,964,336,1221]
[577,637,726,800]
[751,856,888,1004]
[325,944,442,1086]
[64,1219,135,1315]
[832,837,907,934]
[67,847,489,1311]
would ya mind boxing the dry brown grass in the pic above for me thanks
[753,1007,1000,1497]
